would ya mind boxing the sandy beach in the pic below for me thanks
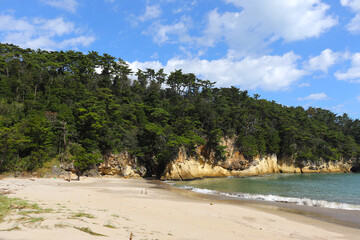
[0,177,359,240]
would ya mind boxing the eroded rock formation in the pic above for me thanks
[161,137,354,180]
[98,152,146,178]
[51,137,355,180]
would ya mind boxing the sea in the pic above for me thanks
[171,173,360,211]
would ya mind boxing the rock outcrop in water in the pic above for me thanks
[161,137,354,180]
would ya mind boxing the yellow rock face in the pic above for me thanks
[98,152,143,178]
[161,148,231,180]
[161,138,354,180]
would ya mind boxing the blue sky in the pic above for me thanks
[1,0,360,119]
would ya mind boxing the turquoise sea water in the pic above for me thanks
[172,173,360,210]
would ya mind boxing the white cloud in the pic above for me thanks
[331,104,345,114]
[0,15,95,50]
[147,16,192,44]
[298,93,329,101]
[150,52,159,59]
[0,15,33,32]
[198,0,337,57]
[346,14,360,33]
[130,60,164,72]
[59,36,95,48]
[129,52,305,91]
[335,52,360,83]
[173,1,197,14]
[35,17,75,36]
[139,5,162,22]
[145,1,336,58]
[341,0,360,12]
[299,83,311,87]
[305,49,342,73]
[40,0,78,13]
[341,0,360,33]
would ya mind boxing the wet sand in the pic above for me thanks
[0,177,359,240]
[165,182,360,229]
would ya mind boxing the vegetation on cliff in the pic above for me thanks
[1,43,359,177]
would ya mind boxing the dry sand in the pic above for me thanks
[0,177,359,240]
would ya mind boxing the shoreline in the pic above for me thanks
[0,177,360,239]
[163,179,360,229]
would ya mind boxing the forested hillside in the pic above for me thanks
[1,43,359,177]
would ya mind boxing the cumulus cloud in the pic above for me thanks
[0,15,95,50]
[139,5,162,22]
[129,52,305,91]
[298,93,329,101]
[35,17,75,36]
[305,49,342,73]
[341,0,360,12]
[40,0,78,13]
[341,0,360,33]
[335,52,360,82]
[147,16,192,44]
[59,36,96,48]
[346,14,360,33]
[198,0,337,57]
[144,0,336,57]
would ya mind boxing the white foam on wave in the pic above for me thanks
[176,185,360,211]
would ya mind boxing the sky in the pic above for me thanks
[1,0,360,119]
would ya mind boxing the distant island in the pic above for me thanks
[1,43,359,180]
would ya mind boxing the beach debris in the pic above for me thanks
[0,188,14,195]
[210,203,214,205]
[29,179,35,181]
[73,226,106,236]
[129,232,134,240]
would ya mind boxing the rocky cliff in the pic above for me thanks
[161,137,354,180]
[98,152,146,178]
[50,138,354,180]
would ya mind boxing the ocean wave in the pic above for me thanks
[176,185,360,211]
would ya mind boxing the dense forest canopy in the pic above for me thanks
[0,43,359,177]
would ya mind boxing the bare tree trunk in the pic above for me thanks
[63,122,67,149]
[16,87,19,102]
[34,84,38,101]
